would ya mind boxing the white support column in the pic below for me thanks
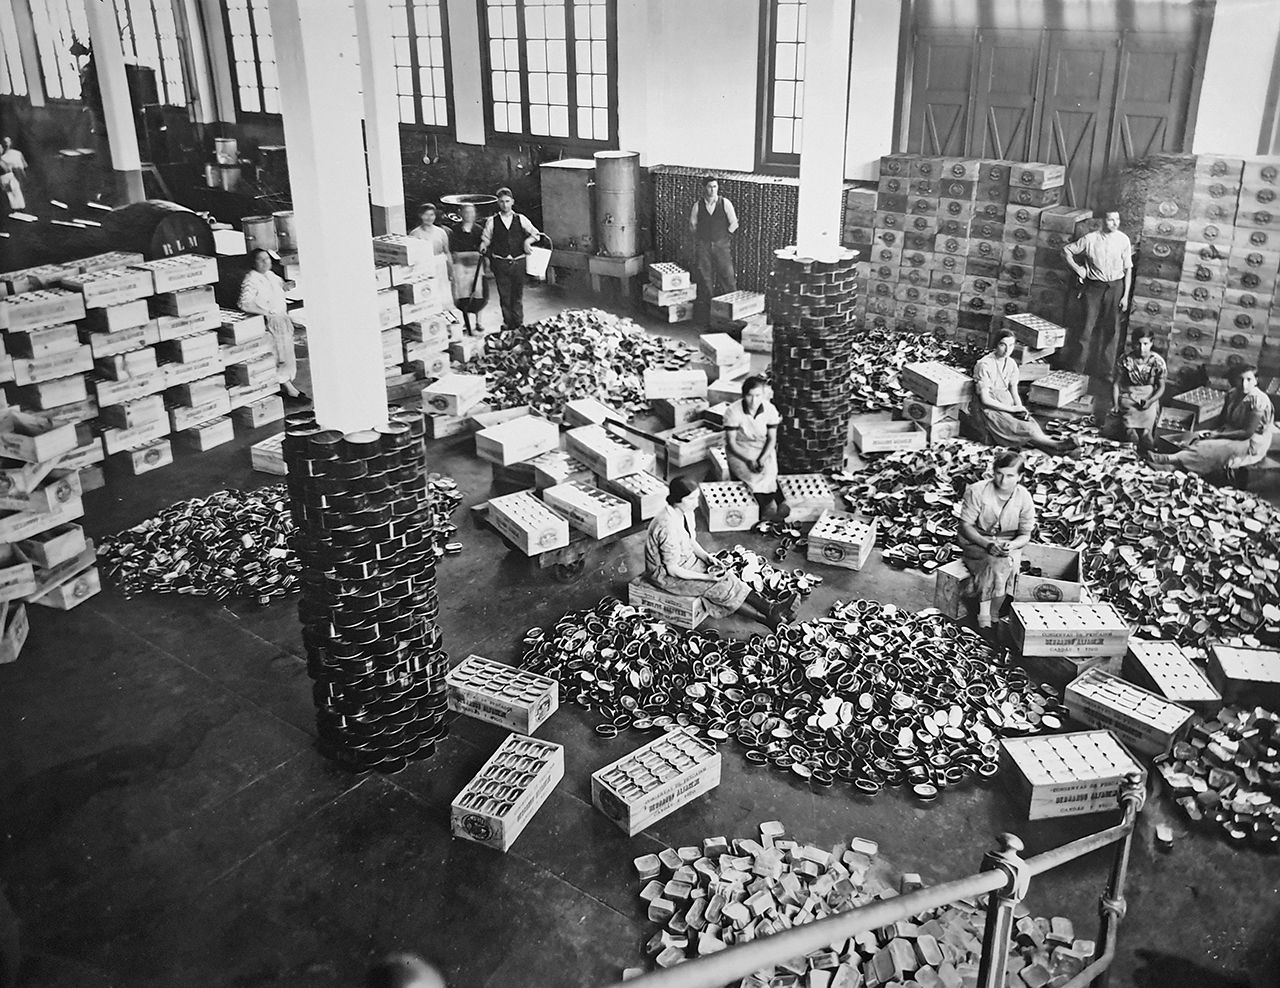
[84,0,145,202]
[269,0,388,433]
[844,0,902,180]
[174,0,217,125]
[355,0,406,235]
[11,0,46,107]
[197,0,237,123]
[448,0,486,145]
[795,0,854,258]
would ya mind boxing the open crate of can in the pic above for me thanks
[450,734,564,852]
[1064,668,1194,757]
[591,727,721,836]
[806,509,878,571]
[1004,312,1068,349]
[566,425,641,479]
[446,654,559,734]
[1122,639,1222,715]
[1012,602,1130,657]
[1029,371,1089,409]
[541,481,632,539]
[698,481,757,532]
[898,361,974,406]
[777,473,835,523]
[486,491,570,556]
[603,471,666,522]
[1000,730,1143,820]
[1206,642,1280,708]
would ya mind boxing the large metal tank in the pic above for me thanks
[538,159,595,253]
[593,150,640,257]
[100,200,216,259]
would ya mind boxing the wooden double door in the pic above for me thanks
[906,20,1206,208]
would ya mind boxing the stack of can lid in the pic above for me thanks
[284,406,448,773]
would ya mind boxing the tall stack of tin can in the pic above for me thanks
[767,246,859,473]
[283,406,448,773]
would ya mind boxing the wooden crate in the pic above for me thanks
[59,268,152,309]
[541,481,631,539]
[1029,371,1089,409]
[934,560,970,619]
[643,369,708,400]
[648,262,691,291]
[1004,312,1068,349]
[17,522,86,570]
[710,290,766,322]
[652,397,709,429]
[807,509,877,570]
[660,424,724,467]
[446,654,559,734]
[698,481,758,532]
[561,397,624,428]
[591,727,721,836]
[698,332,745,365]
[451,734,564,852]
[177,416,235,451]
[250,434,287,475]
[488,491,571,556]
[1122,639,1222,715]
[1000,731,1142,820]
[422,373,487,416]
[851,416,927,454]
[566,425,641,480]
[0,290,88,333]
[526,449,592,489]
[475,415,559,467]
[603,471,666,522]
[29,563,101,610]
[627,578,707,629]
[1064,668,1194,758]
[153,285,216,317]
[0,415,78,464]
[642,283,697,306]
[777,473,835,523]
[1012,602,1130,658]
[130,255,218,293]
[647,301,695,323]
[1206,642,1280,708]
[231,395,285,429]
[901,396,962,426]
[898,361,974,406]
[0,603,29,664]
[1012,543,1085,604]
[1169,385,1227,428]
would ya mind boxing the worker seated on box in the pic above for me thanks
[1145,363,1273,479]
[1108,326,1166,451]
[957,449,1036,635]
[724,374,789,520]
[972,329,1078,455]
[645,478,795,630]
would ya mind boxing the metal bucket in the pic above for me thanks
[214,137,238,165]
[242,215,278,252]
[526,236,554,280]
[217,165,242,191]
[204,163,220,188]
[273,211,297,252]
[593,150,640,257]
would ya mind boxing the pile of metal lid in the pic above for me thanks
[845,327,984,415]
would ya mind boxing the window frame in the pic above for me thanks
[755,0,806,175]
[29,0,90,103]
[220,0,279,119]
[115,0,189,109]
[392,0,456,134]
[475,0,619,150]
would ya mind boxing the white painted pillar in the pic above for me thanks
[9,0,45,107]
[795,0,854,257]
[174,0,217,125]
[1193,0,1280,155]
[355,0,406,235]
[197,0,237,123]
[448,0,486,145]
[84,0,144,201]
[269,0,388,433]
[844,0,902,180]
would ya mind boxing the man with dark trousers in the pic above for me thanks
[1061,210,1132,379]
[479,187,541,331]
[689,176,739,317]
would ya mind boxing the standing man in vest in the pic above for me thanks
[1061,210,1132,379]
[690,176,739,318]
[480,187,542,331]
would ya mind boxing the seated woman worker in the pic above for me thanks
[971,330,1078,455]
[1145,363,1273,478]
[957,449,1037,636]
[643,478,796,630]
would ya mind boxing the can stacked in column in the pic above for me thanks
[768,246,859,473]
[961,161,1011,345]
[285,407,448,773]
[1218,161,1280,379]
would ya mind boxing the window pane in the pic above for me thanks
[547,40,566,72]
[262,87,279,113]
[491,72,506,101]
[240,86,260,112]
[777,2,799,41]
[490,39,506,69]
[548,72,567,103]
[434,96,447,123]
[545,5,565,39]
[592,74,606,107]
[775,80,795,116]
[590,5,605,37]
[575,40,591,71]
[528,73,547,103]
[530,103,547,134]
[577,107,592,139]
[400,95,416,122]
[575,75,591,106]
[528,43,546,72]
[594,106,607,138]
[775,42,796,80]
[550,104,568,136]
[772,119,793,154]
[526,6,544,38]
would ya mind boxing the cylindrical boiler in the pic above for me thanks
[593,150,640,257]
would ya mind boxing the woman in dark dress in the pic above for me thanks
[449,203,488,334]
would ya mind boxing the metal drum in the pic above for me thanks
[440,193,498,224]
[204,163,220,188]
[593,151,640,257]
[273,211,297,252]
[217,165,242,191]
[214,137,238,165]
[242,215,279,252]
[99,200,216,260]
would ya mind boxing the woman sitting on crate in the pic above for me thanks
[971,329,1078,455]
[957,449,1037,637]
[724,375,789,520]
[1144,363,1274,480]
[644,478,796,631]
[1109,326,1166,451]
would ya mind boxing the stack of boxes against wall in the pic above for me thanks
[862,154,1093,352]
[370,235,458,400]
[1128,155,1280,390]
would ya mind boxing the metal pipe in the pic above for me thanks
[1024,820,1132,876]
[599,870,1007,988]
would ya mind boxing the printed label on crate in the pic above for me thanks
[1013,602,1130,657]
[1065,668,1193,757]
[451,734,564,852]
[1000,730,1141,820]
[591,727,722,836]
[446,654,559,733]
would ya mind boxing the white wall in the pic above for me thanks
[1193,0,1280,155]
[845,0,902,179]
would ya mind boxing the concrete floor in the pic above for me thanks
[2,278,1278,988]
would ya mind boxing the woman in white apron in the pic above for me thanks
[723,375,789,519]
[238,249,305,401]
[449,203,488,334]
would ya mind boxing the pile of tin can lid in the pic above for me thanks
[835,438,1280,647]
[846,328,984,415]
[284,407,449,772]
[521,596,1061,798]
[462,308,696,418]
[99,485,299,601]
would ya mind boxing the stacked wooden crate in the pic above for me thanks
[643,263,696,324]
[372,235,455,397]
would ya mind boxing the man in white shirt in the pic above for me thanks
[479,187,541,330]
[1062,210,1133,379]
[0,136,27,211]
[689,176,739,318]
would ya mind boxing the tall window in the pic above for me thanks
[480,0,616,145]
[115,0,188,108]
[29,0,91,100]
[0,0,28,97]
[759,0,807,169]
[223,0,279,114]
[391,0,452,128]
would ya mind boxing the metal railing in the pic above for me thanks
[604,772,1147,988]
